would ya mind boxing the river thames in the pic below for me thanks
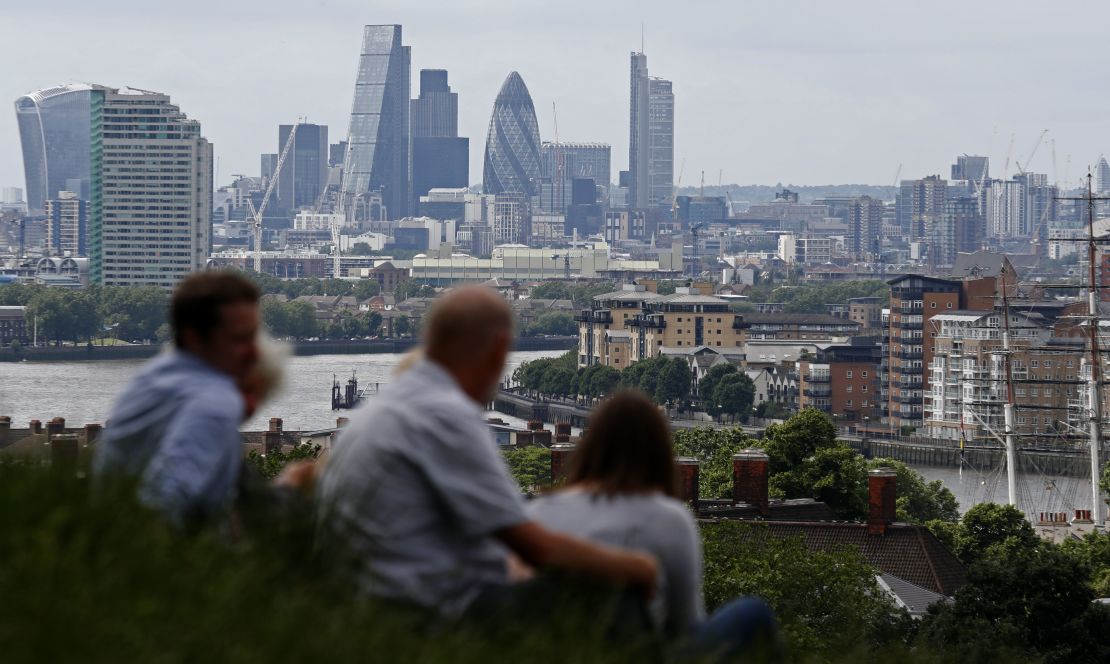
[0,351,1095,516]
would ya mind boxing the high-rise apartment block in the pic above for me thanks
[628,52,674,211]
[540,142,611,213]
[945,196,982,261]
[44,190,88,256]
[89,87,213,288]
[848,196,884,260]
[1097,157,1110,194]
[14,83,97,214]
[483,72,542,198]
[341,25,411,221]
[411,69,468,200]
[277,123,328,216]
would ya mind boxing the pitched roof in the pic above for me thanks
[728,521,966,596]
[950,251,1014,280]
[698,499,837,522]
[877,573,951,617]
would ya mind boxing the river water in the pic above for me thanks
[0,352,1097,515]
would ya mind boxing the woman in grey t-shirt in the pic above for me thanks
[527,390,779,659]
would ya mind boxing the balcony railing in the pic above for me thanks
[626,316,665,330]
[897,350,923,360]
[803,373,831,383]
[896,366,923,375]
[892,393,924,404]
[573,310,613,324]
[804,386,832,397]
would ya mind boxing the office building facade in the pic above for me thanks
[848,196,884,260]
[647,78,674,209]
[951,155,989,182]
[539,142,611,213]
[277,123,328,216]
[411,69,468,200]
[14,83,98,214]
[341,25,411,221]
[90,87,213,288]
[483,72,541,198]
[628,53,650,209]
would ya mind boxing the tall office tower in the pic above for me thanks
[492,194,529,244]
[277,123,328,214]
[89,87,213,288]
[848,196,884,260]
[540,142,611,213]
[14,83,98,214]
[341,25,411,221]
[44,190,88,256]
[261,153,278,181]
[329,141,348,167]
[2,188,23,205]
[951,155,989,182]
[1015,172,1056,242]
[1097,157,1110,194]
[628,52,650,209]
[411,69,468,200]
[483,72,541,197]
[647,78,674,209]
[947,196,982,257]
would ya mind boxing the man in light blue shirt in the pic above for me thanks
[319,286,657,617]
[94,272,261,523]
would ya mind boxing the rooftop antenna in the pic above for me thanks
[641,22,644,53]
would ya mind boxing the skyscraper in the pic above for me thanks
[539,142,611,213]
[951,155,989,182]
[848,196,884,260]
[411,69,468,200]
[1096,157,1110,194]
[14,83,98,214]
[277,123,328,215]
[341,25,411,221]
[628,52,674,211]
[89,87,212,288]
[482,71,541,198]
[628,53,650,209]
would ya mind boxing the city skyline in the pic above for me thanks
[4,0,1110,194]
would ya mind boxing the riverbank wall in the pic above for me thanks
[0,336,577,363]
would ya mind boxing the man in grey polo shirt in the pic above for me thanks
[318,286,657,617]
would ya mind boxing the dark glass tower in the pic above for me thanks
[277,123,328,214]
[482,72,541,197]
[411,69,468,200]
[341,25,411,220]
[14,83,98,214]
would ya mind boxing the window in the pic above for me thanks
[862,385,868,393]
[677,341,682,346]
[931,302,937,309]
[947,302,953,309]
[846,400,853,406]
[846,385,853,393]
[862,371,868,378]
[1044,361,1052,368]
[846,370,853,378]
[1031,360,1039,368]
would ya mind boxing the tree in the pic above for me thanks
[702,522,913,656]
[246,444,321,480]
[525,311,577,336]
[261,298,291,337]
[699,362,738,400]
[352,280,381,300]
[585,365,620,399]
[712,372,755,422]
[673,426,757,499]
[350,242,373,256]
[286,301,319,339]
[394,316,413,337]
[761,408,838,475]
[951,502,1040,566]
[867,458,959,524]
[541,365,576,398]
[918,543,1110,663]
[771,443,869,519]
[502,446,551,491]
[654,357,692,405]
[753,400,791,419]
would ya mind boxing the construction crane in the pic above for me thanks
[670,157,686,217]
[690,222,705,278]
[1015,129,1049,176]
[550,252,571,279]
[251,122,300,273]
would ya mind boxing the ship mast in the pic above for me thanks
[1082,173,1104,526]
[999,271,1018,507]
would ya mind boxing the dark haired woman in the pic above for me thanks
[527,390,779,660]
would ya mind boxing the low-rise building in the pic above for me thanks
[0,306,28,345]
[736,312,861,341]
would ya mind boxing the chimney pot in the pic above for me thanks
[868,467,897,535]
[46,418,65,440]
[676,457,700,508]
[0,415,10,446]
[336,417,349,429]
[527,419,545,431]
[29,419,42,434]
[550,443,576,485]
[269,417,283,433]
[732,449,770,516]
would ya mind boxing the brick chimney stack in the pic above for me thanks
[336,417,349,429]
[269,417,283,433]
[868,467,897,535]
[84,423,103,446]
[550,443,576,485]
[732,449,770,517]
[554,422,572,443]
[676,457,700,507]
[0,415,10,447]
[29,419,42,434]
[527,419,545,432]
[46,417,66,440]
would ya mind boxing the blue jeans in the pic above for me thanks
[682,597,781,662]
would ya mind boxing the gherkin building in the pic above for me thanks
[482,72,541,197]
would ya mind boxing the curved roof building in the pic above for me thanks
[14,83,99,214]
[483,72,541,197]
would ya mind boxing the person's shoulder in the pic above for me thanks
[185,374,244,420]
[643,494,699,530]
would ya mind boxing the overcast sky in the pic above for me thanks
[4,0,1110,193]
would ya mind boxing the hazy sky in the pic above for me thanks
[4,0,1110,193]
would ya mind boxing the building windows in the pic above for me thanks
[846,386,853,393]
[931,302,937,309]
[846,370,853,378]
[947,302,953,308]
[846,399,853,407]
[862,371,868,378]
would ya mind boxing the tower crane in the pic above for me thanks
[1015,129,1049,176]
[690,222,705,278]
[550,252,571,280]
[251,122,300,273]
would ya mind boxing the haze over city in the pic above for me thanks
[4,0,1110,190]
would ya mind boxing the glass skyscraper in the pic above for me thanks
[14,83,98,214]
[483,71,541,198]
[341,24,411,221]
[628,53,674,211]
[277,123,329,216]
[628,53,650,209]
[411,69,468,199]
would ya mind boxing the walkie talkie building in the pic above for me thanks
[14,83,98,214]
